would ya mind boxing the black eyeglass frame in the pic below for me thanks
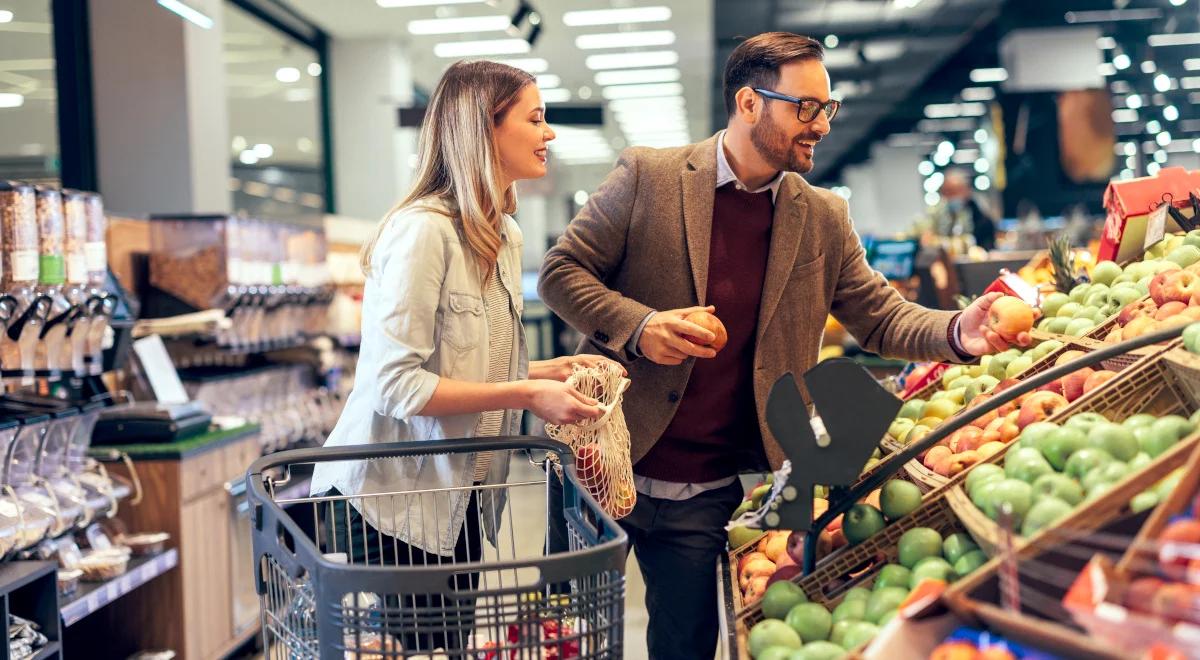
[752,88,841,122]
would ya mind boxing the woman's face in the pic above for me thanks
[494,83,555,185]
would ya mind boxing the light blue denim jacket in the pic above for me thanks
[310,199,528,556]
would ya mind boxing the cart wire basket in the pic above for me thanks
[247,436,627,659]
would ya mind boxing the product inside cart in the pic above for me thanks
[249,437,627,660]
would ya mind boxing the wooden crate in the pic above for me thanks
[945,353,1200,557]
[942,509,1153,660]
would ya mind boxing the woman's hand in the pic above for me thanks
[530,355,628,382]
[522,380,604,425]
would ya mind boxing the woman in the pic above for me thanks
[308,60,613,651]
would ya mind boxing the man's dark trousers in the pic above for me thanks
[547,473,744,660]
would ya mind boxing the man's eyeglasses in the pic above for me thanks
[753,88,841,122]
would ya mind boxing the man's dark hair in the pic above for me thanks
[723,32,824,116]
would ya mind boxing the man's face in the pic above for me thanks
[749,59,833,175]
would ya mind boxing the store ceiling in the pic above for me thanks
[0,0,59,178]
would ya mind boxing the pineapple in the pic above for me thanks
[1048,235,1079,293]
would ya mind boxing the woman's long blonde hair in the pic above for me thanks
[361,60,535,279]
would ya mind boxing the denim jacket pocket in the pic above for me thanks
[442,291,484,351]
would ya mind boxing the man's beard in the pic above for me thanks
[750,110,818,174]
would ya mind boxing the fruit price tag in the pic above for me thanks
[1145,203,1169,250]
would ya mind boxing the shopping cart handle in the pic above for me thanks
[801,322,1190,574]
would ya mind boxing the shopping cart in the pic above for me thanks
[247,436,627,659]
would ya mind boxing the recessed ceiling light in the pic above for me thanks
[407,15,510,35]
[307,62,322,77]
[1096,36,1116,49]
[1164,105,1180,121]
[276,67,300,83]
[253,143,274,158]
[0,10,13,23]
[969,68,1008,83]
[562,6,670,26]
[433,39,530,58]
[0,93,25,109]
[575,31,675,50]
[1112,108,1138,123]
[1113,54,1132,69]
[960,87,996,101]
[535,74,561,89]
[585,51,679,70]
[595,67,681,86]
[539,88,571,103]
[824,35,839,48]
[1149,33,1200,47]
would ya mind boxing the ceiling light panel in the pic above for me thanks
[562,6,671,26]
[594,67,681,86]
[407,15,510,35]
[538,88,571,103]
[1149,33,1200,47]
[433,39,530,58]
[576,31,676,50]
[495,58,549,73]
[601,82,684,99]
[585,51,679,70]
[377,0,487,6]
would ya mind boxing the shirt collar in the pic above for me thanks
[715,130,785,203]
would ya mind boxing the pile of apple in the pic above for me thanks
[888,340,1066,448]
[914,351,1118,479]
[744,526,987,659]
[964,409,1199,536]
[1120,472,1200,627]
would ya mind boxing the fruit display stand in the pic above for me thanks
[945,352,1200,557]
[1059,440,1200,658]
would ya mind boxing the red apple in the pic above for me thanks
[1055,350,1087,366]
[743,575,770,602]
[1036,379,1064,396]
[1061,367,1096,402]
[1083,370,1118,394]
[986,296,1036,343]
[1160,270,1200,305]
[738,551,769,576]
[767,564,803,587]
[950,427,985,452]
[1150,272,1173,306]
[1180,303,1200,321]
[1122,316,1158,341]
[1119,298,1159,326]
[1017,391,1069,429]
[1156,301,1189,320]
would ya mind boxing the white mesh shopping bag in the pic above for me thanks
[545,361,636,519]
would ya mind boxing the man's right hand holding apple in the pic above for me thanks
[637,305,720,365]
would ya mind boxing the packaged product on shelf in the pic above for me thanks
[34,186,64,287]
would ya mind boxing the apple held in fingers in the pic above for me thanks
[986,296,1036,344]
[683,311,729,352]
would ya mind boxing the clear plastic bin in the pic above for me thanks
[0,416,54,550]
[148,215,237,310]
[37,409,88,530]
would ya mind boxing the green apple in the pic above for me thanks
[983,478,1033,525]
[954,549,989,577]
[988,353,1016,380]
[1184,322,1200,354]
[947,375,974,391]
[923,398,962,420]
[897,527,943,569]
[1090,261,1123,286]
[964,375,1000,403]
[1108,284,1142,309]
[1064,447,1115,480]
[1006,355,1034,378]
[748,620,802,657]
[1112,272,1136,285]
[1154,468,1185,499]
[762,581,810,620]
[942,533,980,565]
[1068,283,1091,304]
[1082,461,1130,493]
[838,621,880,651]
[831,598,867,624]
[842,587,871,604]
[1130,490,1159,513]
[1140,416,1194,458]
[888,417,916,440]
[1087,422,1139,461]
[1166,245,1200,268]
[1065,318,1096,336]
[1153,415,1195,440]
[941,365,969,389]
[1041,292,1071,317]
[865,587,908,624]
[785,602,834,644]
[909,556,956,588]
[966,464,1006,500]
[1122,413,1157,429]
[1125,261,1150,281]
[1064,412,1109,433]
[1057,301,1084,319]
[1031,339,1064,361]
[880,480,923,522]
[967,364,986,378]
[1021,497,1074,536]
[1018,421,1061,454]
[1082,289,1108,309]
[1032,473,1084,505]
[897,398,926,421]
[1184,229,1200,249]
[1040,426,1087,470]
[1005,447,1054,483]
[873,564,912,592]
[901,424,931,445]
[796,641,849,660]
[843,504,886,545]
[1128,452,1152,471]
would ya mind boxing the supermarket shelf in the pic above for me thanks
[27,641,61,660]
[0,561,56,595]
[61,549,178,627]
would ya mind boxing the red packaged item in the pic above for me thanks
[1100,167,1200,263]
[983,271,1041,307]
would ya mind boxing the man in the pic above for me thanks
[539,32,1018,659]
[934,169,998,250]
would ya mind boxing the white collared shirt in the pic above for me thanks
[715,130,785,204]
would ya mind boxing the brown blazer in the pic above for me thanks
[538,133,962,471]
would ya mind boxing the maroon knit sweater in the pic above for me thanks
[634,182,774,482]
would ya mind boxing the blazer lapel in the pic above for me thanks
[681,136,719,304]
[756,175,810,344]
